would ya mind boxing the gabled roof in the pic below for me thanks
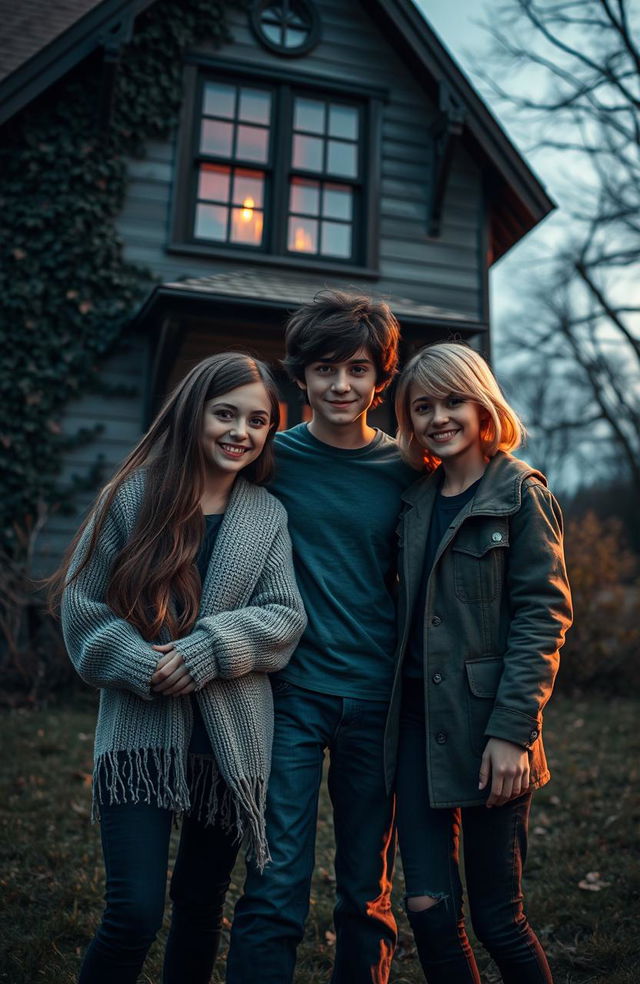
[364,0,555,257]
[1,1,100,83]
[131,268,487,336]
[0,0,553,258]
[0,0,154,126]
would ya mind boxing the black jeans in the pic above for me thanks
[227,679,397,984]
[78,766,240,984]
[396,686,553,984]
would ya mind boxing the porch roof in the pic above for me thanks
[131,268,487,337]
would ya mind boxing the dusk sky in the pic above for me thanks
[412,0,563,332]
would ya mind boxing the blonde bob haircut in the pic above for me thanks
[395,342,524,471]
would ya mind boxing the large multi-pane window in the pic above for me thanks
[186,74,365,265]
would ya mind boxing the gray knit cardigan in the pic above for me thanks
[61,470,306,869]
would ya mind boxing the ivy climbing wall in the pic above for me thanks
[0,0,234,579]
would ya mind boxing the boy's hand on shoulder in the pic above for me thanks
[151,643,196,696]
[479,737,530,808]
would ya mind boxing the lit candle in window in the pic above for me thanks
[232,198,262,244]
[294,226,313,251]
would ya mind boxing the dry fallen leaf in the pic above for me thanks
[70,800,90,817]
[578,871,610,891]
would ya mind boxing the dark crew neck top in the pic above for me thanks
[404,478,482,679]
[189,512,224,756]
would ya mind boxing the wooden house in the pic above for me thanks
[0,0,553,570]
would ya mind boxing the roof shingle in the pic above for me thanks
[0,0,104,84]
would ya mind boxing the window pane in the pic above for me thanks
[329,104,358,140]
[284,28,307,47]
[203,81,236,119]
[294,98,325,134]
[239,88,271,125]
[289,177,320,215]
[198,164,230,202]
[322,184,352,220]
[262,23,281,44]
[236,124,269,162]
[321,221,352,258]
[292,134,323,171]
[200,119,233,156]
[231,206,264,245]
[288,216,318,253]
[195,203,228,241]
[232,169,265,208]
[327,140,357,178]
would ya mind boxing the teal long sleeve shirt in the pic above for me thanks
[269,424,416,700]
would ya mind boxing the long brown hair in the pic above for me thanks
[50,352,280,640]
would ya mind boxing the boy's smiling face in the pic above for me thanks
[299,347,380,432]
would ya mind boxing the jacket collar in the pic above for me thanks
[401,451,546,517]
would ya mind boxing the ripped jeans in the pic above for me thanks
[396,687,553,984]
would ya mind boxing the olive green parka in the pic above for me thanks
[384,451,573,807]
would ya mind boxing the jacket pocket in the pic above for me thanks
[465,656,503,755]
[452,518,509,604]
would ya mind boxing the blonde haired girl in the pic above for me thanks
[395,341,523,471]
[384,341,572,983]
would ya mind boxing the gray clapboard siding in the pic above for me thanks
[127,159,173,183]
[115,0,484,320]
[33,338,147,576]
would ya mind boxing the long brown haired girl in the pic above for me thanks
[53,351,306,984]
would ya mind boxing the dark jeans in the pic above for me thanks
[396,686,553,984]
[227,679,397,984]
[79,769,240,984]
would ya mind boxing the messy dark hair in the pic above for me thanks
[282,290,401,408]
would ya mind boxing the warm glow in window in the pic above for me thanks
[231,197,264,244]
[194,82,271,248]
[195,164,265,247]
[189,75,365,263]
[288,96,359,260]
[287,175,353,259]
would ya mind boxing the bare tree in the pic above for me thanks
[477,0,640,487]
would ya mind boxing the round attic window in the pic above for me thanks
[250,0,321,57]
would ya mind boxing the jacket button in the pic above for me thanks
[432,672,443,684]
[491,531,503,542]
[529,729,539,741]
[435,731,447,744]
[431,615,442,626]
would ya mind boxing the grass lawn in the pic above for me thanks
[1,692,638,983]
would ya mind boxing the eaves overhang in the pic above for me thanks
[130,271,488,339]
[364,0,556,259]
[0,0,155,126]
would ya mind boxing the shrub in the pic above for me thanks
[557,511,640,694]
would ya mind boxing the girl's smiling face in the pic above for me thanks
[409,385,486,465]
[201,381,272,477]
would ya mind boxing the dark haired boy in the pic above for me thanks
[227,291,416,984]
